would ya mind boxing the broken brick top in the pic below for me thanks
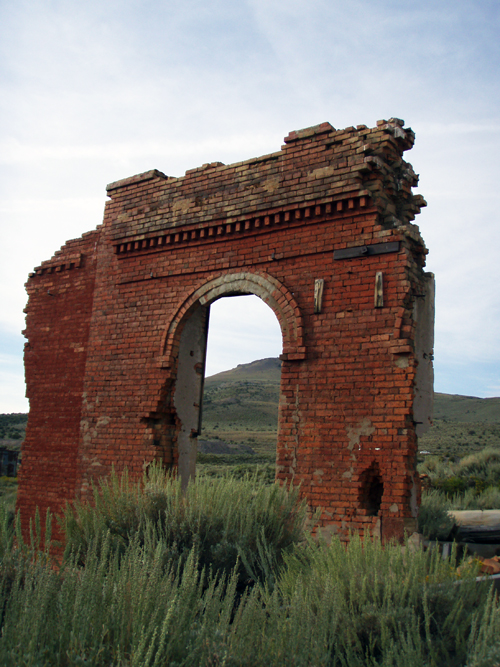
[20,116,433,543]
[104,119,425,243]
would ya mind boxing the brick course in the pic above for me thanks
[19,118,434,542]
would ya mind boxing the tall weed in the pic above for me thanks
[0,536,244,666]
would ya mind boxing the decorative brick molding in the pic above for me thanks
[18,118,434,543]
[113,195,370,257]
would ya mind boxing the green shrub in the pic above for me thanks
[457,448,500,489]
[2,475,500,666]
[61,464,307,590]
[433,475,469,495]
[419,447,500,504]
[0,537,245,666]
[1,526,498,666]
[418,455,454,480]
[274,533,491,667]
[418,489,455,540]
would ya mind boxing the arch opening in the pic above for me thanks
[158,271,303,489]
[198,295,282,481]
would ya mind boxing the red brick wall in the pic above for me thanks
[18,232,99,537]
[19,119,433,542]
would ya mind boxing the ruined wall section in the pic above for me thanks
[297,228,431,542]
[18,231,100,528]
[19,118,431,542]
[105,119,423,248]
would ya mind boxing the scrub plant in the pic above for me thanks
[61,464,307,590]
[0,522,499,666]
[418,489,455,540]
[275,533,487,667]
[419,447,500,497]
[2,469,500,666]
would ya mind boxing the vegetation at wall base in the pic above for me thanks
[417,446,500,539]
[60,464,307,591]
[1,469,500,666]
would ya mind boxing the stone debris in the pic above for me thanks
[477,556,500,575]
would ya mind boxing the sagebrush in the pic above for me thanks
[1,468,500,666]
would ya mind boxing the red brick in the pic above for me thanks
[19,119,430,544]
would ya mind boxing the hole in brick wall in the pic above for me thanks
[199,295,282,480]
[358,461,384,516]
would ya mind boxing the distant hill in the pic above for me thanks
[424,394,500,456]
[433,394,500,423]
[205,357,282,385]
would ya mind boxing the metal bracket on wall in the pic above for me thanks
[333,241,400,260]
[314,279,325,313]
[374,272,384,308]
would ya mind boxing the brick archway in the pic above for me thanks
[19,119,434,542]
[161,271,305,369]
[156,271,304,489]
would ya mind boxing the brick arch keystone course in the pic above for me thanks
[18,118,434,544]
[161,271,305,367]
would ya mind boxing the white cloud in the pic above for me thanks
[1,0,499,411]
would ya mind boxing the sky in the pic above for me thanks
[1,0,499,412]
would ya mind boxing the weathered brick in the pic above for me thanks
[18,119,433,544]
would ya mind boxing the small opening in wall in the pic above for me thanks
[358,462,384,516]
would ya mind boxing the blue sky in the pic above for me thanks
[1,0,499,411]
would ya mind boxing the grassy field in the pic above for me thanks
[418,393,500,460]
[418,420,500,458]
[1,468,499,666]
